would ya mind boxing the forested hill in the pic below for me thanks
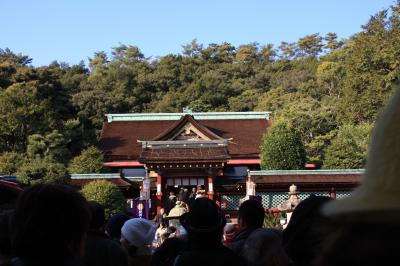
[0,3,399,180]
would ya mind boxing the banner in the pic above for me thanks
[131,199,150,219]
[141,178,151,200]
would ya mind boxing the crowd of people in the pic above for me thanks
[2,88,400,266]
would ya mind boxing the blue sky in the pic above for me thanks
[0,0,395,66]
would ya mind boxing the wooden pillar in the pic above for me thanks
[156,174,163,213]
[330,187,337,199]
[207,175,214,200]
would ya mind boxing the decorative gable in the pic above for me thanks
[151,114,224,141]
[170,122,210,140]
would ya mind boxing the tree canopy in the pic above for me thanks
[260,123,306,170]
[80,180,126,217]
[1,2,400,172]
[323,123,373,169]
[68,146,106,174]
[16,157,69,185]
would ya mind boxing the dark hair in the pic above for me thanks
[238,200,265,229]
[315,223,400,266]
[282,195,331,266]
[88,201,106,231]
[243,228,291,266]
[105,213,130,239]
[167,226,177,235]
[0,213,12,259]
[180,198,226,244]
[151,237,186,266]
[11,184,90,261]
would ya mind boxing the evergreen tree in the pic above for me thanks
[0,152,23,175]
[16,157,69,185]
[260,123,306,170]
[323,123,373,169]
[81,180,126,217]
[68,146,105,174]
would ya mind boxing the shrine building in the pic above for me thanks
[97,111,361,213]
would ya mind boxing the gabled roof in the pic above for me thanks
[151,114,224,141]
[99,112,271,162]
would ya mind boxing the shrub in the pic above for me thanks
[0,152,23,175]
[68,146,105,174]
[260,123,306,170]
[323,123,373,169]
[80,180,126,217]
[263,212,282,229]
[16,156,69,185]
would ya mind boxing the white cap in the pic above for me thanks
[121,218,156,247]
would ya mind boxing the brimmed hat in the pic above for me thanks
[323,89,400,223]
[180,198,225,233]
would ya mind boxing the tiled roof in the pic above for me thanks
[99,115,270,161]
[139,146,230,164]
[151,114,224,141]
[248,169,362,184]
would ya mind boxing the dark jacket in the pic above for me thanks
[153,213,166,228]
[228,228,256,255]
[151,238,187,266]
[10,257,83,266]
[167,196,177,213]
[84,232,128,266]
[174,242,245,266]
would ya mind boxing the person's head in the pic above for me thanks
[0,213,12,261]
[315,223,400,266]
[159,208,165,215]
[105,213,130,240]
[121,218,156,255]
[167,226,177,233]
[282,196,331,266]
[238,200,265,229]
[152,237,186,266]
[192,187,196,193]
[243,228,292,266]
[169,191,175,196]
[11,184,90,261]
[159,220,168,229]
[87,201,106,232]
[0,181,21,214]
[180,198,226,244]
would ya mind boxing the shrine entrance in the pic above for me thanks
[137,114,231,212]
[147,166,223,212]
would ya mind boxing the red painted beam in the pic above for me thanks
[103,161,144,167]
[105,159,261,167]
[227,159,261,165]
[0,180,23,192]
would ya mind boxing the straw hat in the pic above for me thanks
[323,89,400,223]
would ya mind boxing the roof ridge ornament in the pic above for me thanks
[183,106,193,114]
